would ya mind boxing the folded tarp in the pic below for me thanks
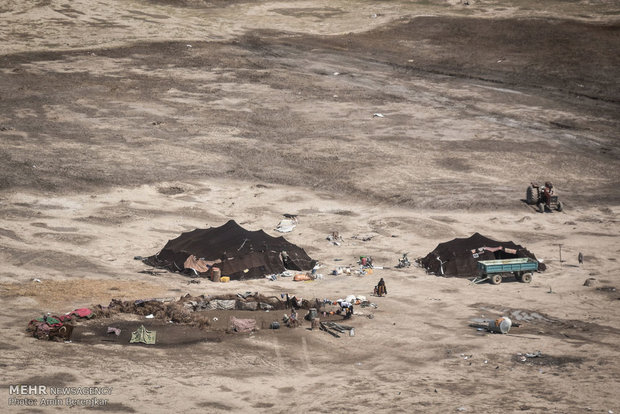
[230,317,256,333]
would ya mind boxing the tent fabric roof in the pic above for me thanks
[144,220,315,280]
[419,232,544,277]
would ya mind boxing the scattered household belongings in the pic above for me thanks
[373,113,384,118]
[230,317,256,333]
[332,266,352,275]
[26,307,95,341]
[265,270,295,281]
[352,234,375,242]
[143,220,316,280]
[327,231,343,246]
[27,314,74,341]
[396,253,410,268]
[473,258,538,285]
[27,293,371,344]
[359,256,373,268]
[418,233,545,278]
[130,325,156,345]
[275,216,298,233]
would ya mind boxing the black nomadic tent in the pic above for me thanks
[144,220,316,280]
[418,233,544,277]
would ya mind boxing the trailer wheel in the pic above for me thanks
[520,273,532,283]
[556,201,563,212]
[490,274,502,285]
[526,186,535,205]
[537,203,545,213]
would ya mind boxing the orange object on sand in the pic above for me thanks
[293,273,312,281]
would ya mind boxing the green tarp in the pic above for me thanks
[130,325,156,345]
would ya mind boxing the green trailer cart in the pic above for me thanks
[474,258,539,285]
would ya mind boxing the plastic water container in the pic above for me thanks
[211,267,221,282]
[488,317,512,334]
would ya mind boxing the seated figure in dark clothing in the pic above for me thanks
[376,278,387,297]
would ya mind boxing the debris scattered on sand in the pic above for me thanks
[327,231,343,245]
[276,217,297,233]
[396,253,410,268]
[107,327,121,336]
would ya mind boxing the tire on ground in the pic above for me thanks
[526,186,535,205]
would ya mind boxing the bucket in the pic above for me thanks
[220,276,230,283]
[488,317,512,334]
[311,318,320,330]
[211,267,221,282]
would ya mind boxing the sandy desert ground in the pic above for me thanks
[1,0,619,413]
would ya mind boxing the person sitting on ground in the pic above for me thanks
[344,303,354,319]
[542,182,554,207]
[339,301,353,319]
[376,278,387,297]
[289,308,299,327]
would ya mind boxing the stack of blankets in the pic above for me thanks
[27,308,93,341]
